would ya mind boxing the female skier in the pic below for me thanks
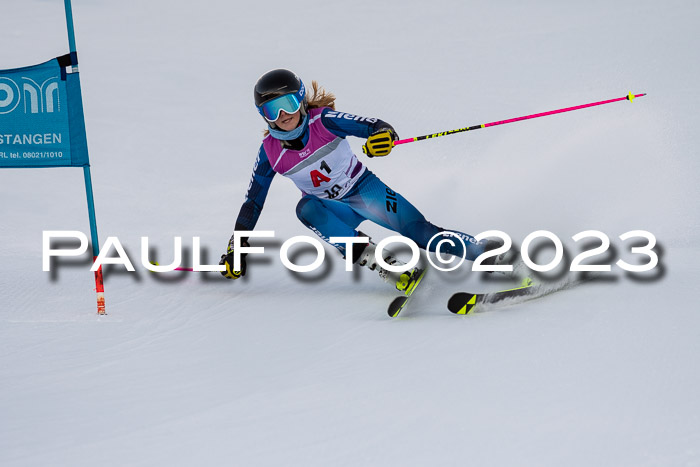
[220,69,495,293]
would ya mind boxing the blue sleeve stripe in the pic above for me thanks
[320,107,392,139]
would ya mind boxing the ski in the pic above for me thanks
[446,275,588,315]
[387,267,427,318]
[447,279,539,315]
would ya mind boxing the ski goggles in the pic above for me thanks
[257,93,302,122]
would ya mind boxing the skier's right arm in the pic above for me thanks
[221,145,276,279]
[320,108,398,157]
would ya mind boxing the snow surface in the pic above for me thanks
[2,0,700,465]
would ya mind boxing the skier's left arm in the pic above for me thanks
[320,108,398,157]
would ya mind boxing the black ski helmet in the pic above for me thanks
[254,69,308,127]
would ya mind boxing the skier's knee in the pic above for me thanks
[295,196,326,226]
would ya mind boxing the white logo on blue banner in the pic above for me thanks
[0,57,79,168]
[0,77,22,114]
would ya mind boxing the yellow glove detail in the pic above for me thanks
[223,259,244,279]
[362,130,396,157]
[220,244,247,280]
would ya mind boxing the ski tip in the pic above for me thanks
[447,292,478,315]
[388,296,409,318]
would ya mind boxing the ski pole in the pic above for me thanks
[393,92,646,146]
[149,261,196,272]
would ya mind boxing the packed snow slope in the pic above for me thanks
[1,0,699,466]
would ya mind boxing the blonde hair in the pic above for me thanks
[262,80,335,136]
[307,80,335,110]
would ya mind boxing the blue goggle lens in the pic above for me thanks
[258,94,302,122]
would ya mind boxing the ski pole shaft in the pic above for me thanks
[393,92,646,146]
[149,261,196,272]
